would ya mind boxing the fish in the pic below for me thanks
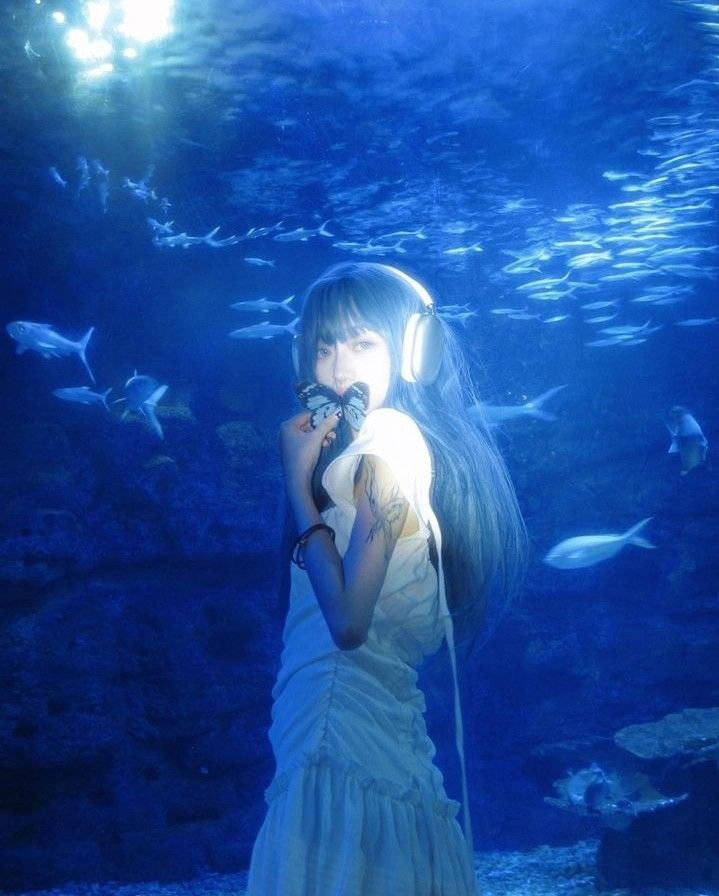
[666,406,708,475]
[154,227,238,248]
[229,319,298,340]
[516,272,571,292]
[53,385,112,410]
[675,317,717,326]
[469,385,568,427]
[543,518,655,569]
[123,169,157,203]
[443,242,483,255]
[241,220,285,239]
[77,156,90,192]
[49,166,67,188]
[92,159,109,179]
[114,372,168,439]
[6,321,95,383]
[584,313,618,324]
[566,250,612,269]
[599,321,657,336]
[272,220,333,242]
[372,228,426,241]
[243,257,276,267]
[585,335,645,347]
[230,295,296,315]
[147,218,175,236]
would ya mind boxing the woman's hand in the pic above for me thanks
[280,410,340,496]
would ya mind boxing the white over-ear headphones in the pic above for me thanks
[385,266,444,386]
[292,265,444,386]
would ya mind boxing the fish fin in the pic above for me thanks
[78,326,96,383]
[525,409,557,422]
[140,403,164,439]
[146,385,168,407]
[668,439,679,454]
[623,518,654,548]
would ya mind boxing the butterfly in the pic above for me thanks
[295,381,369,431]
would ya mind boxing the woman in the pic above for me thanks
[247,262,525,895]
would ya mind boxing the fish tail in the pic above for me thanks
[624,517,655,549]
[319,220,334,237]
[631,537,656,549]
[102,387,112,411]
[78,326,96,383]
[141,385,168,439]
[525,384,568,419]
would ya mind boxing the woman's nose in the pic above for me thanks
[332,346,353,390]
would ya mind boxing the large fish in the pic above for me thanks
[544,518,655,569]
[114,372,168,439]
[229,319,298,340]
[470,385,568,427]
[53,385,112,410]
[6,321,95,383]
[666,406,708,475]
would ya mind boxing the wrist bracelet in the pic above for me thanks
[292,523,336,569]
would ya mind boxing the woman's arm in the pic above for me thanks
[292,454,409,649]
[280,411,409,650]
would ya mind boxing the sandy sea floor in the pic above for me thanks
[2,840,717,896]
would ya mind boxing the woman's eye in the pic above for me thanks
[355,340,373,351]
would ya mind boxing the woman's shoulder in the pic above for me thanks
[363,406,422,440]
[358,407,430,471]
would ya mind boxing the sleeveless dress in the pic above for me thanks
[246,407,478,895]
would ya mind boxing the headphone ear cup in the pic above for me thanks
[401,312,444,385]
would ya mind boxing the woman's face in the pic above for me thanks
[314,327,392,413]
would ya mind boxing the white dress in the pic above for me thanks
[246,407,478,896]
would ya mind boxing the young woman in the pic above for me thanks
[246,262,525,895]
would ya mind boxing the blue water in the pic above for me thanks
[1,0,717,891]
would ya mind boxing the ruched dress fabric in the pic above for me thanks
[246,408,478,896]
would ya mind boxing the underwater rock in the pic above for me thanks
[545,762,688,829]
[215,420,268,468]
[596,761,719,889]
[614,706,719,764]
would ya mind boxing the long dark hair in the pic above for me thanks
[293,261,526,647]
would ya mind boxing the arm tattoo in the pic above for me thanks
[362,461,405,562]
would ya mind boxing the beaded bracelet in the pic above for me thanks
[291,523,336,569]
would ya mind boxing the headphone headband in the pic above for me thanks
[383,265,435,312]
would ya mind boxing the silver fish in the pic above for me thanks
[469,385,568,427]
[114,372,168,439]
[53,385,112,410]
[6,321,95,383]
[229,319,298,340]
[675,317,717,326]
[243,257,276,267]
[544,519,655,569]
[49,166,67,188]
[230,295,295,315]
[273,220,333,242]
[666,406,708,475]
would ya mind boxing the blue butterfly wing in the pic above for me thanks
[295,382,341,429]
[341,382,369,430]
